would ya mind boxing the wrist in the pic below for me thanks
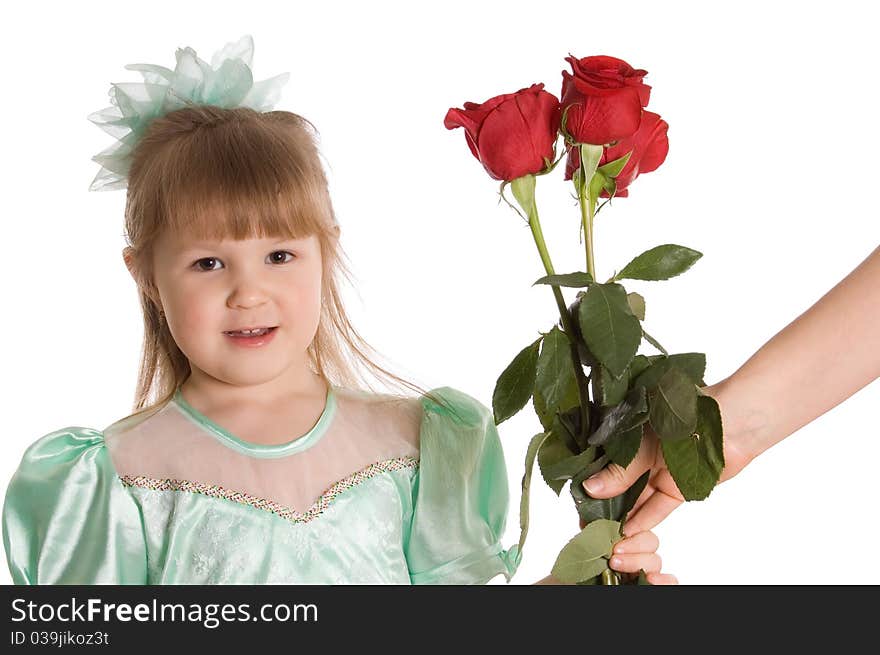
[700,376,768,478]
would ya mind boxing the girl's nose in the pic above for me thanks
[226,273,269,309]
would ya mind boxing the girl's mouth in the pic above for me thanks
[223,326,278,348]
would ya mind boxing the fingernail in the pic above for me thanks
[583,475,603,494]
[613,542,625,554]
[610,556,623,568]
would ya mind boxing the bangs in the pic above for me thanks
[152,110,330,242]
[123,105,437,415]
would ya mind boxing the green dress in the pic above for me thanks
[2,385,521,584]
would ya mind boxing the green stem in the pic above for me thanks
[578,169,597,282]
[526,206,591,454]
[576,172,604,407]
[601,569,621,585]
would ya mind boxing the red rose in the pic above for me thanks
[560,54,651,146]
[444,83,561,182]
[564,110,669,198]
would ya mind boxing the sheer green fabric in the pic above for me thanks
[409,388,522,584]
[2,386,521,585]
[88,34,290,191]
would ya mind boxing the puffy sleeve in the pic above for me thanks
[2,427,148,584]
[405,387,522,584]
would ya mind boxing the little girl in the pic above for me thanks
[1,35,675,585]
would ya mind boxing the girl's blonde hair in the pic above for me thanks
[122,104,447,416]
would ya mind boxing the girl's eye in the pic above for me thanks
[193,257,223,271]
[267,250,295,265]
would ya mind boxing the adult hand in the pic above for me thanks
[577,383,755,533]
[608,529,679,585]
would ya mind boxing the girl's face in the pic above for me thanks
[146,230,324,389]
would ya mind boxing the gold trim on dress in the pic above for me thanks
[118,456,419,524]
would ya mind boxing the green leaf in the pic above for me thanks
[535,325,580,417]
[492,335,542,425]
[637,569,651,585]
[588,386,648,447]
[629,355,652,380]
[569,455,608,506]
[553,408,577,443]
[551,518,622,584]
[570,454,610,487]
[626,292,646,321]
[533,271,594,288]
[588,168,607,199]
[633,353,706,391]
[542,446,597,484]
[538,431,573,495]
[532,385,552,431]
[599,364,630,406]
[633,357,670,390]
[568,292,600,368]
[668,353,707,385]
[616,244,703,281]
[552,407,586,453]
[641,328,668,355]
[597,149,633,178]
[661,395,725,501]
[570,487,612,526]
[604,423,644,469]
[518,432,550,557]
[600,175,617,201]
[649,367,698,441]
[578,282,642,378]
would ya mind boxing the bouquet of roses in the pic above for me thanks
[444,54,725,585]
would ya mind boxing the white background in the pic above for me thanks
[2,0,878,585]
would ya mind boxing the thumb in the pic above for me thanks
[581,447,651,499]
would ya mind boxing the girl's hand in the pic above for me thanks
[608,529,678,585]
